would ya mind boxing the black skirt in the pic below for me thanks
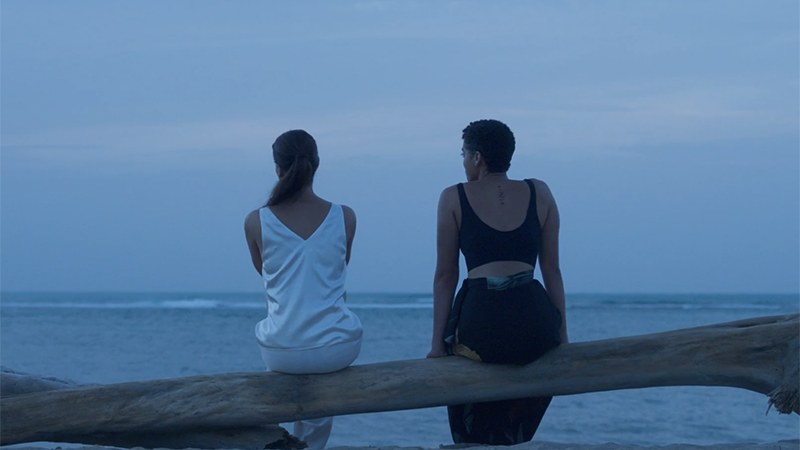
[443,273,562,445]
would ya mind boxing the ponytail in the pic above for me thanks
[266,130,319,206]
[267,156,315,206]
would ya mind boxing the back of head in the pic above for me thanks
[462,119,516,173]
[268,129,320,206]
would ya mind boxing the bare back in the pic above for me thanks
[269,198,333,240]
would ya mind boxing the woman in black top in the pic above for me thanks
[428,119,568,445]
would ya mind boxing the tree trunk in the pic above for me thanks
[2,314,797,446]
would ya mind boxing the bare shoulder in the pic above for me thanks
[340,204,356,223]
[439,184,459,207]
[244,209,263,251]
[340,204,357,244]
[244,209,261,233]
[527,178,555,202]
[442,184,459,194]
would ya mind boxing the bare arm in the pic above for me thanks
[536,180,568,344]
[244,210,263,275]
[341,205,357,265]
[428,186,461,358]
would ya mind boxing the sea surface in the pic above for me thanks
[1,292,798,447]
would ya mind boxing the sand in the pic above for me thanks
[3,440,799,450]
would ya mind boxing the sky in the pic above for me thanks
[1,1,798,294]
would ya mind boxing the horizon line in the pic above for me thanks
[1,290,798,297]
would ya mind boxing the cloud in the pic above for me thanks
[4,80,796,171]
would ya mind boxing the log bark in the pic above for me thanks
[2,314,797,446]
[0,367,94,397]
[0,368,298,449]
[14,427,302,450]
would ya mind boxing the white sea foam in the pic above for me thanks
[0,298,263,309]
[347,303,432,309]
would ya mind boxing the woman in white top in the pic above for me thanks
[244,129,362,450]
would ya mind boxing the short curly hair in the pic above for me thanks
[462,119,515,173]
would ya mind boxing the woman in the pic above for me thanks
[427,119,568,445]
[244,129,362,450]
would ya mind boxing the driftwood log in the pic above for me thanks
[1,314,797,447]
[0,368,301,450]
[0,367,95,396]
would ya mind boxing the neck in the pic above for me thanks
[277,184,316,206]
[478,171,508,181]
[294,184,316,200]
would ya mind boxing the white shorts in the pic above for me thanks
[260,338,362,374]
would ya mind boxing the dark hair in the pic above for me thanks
[462,119,516,173]
[267,129,320,206]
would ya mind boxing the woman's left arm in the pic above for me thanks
[244,210,263,275]
[341,205,357,265]
[537,181,568,344]
[428,186,461,358]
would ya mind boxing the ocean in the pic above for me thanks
[1,292,798,447]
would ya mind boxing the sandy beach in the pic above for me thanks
[326,441,800,450]
[5,441,800,450]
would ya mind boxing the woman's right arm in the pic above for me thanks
[536,181,568,344]
[428,186,460,358]
[244,210,263,275]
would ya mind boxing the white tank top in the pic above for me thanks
[254,203,363,351]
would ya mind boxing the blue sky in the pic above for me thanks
[2,1,798,293]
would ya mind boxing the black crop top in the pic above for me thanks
[457,179,542,272]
